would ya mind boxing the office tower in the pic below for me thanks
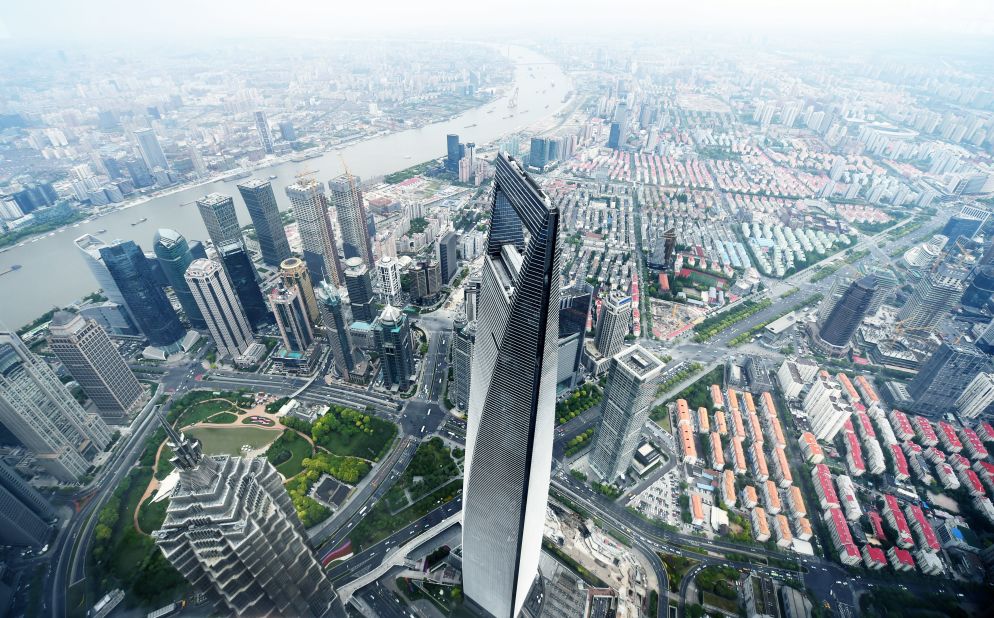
[463,153,561,618]
[978,319,994,355]
[452,314,475,411]
[196,193,242,249]
[908,343,992,416]
[464,275,480,322]
[941,211,986,247]
[897,274,964,330]
[957,373,994,419]
[48,312,144,420]
[279,121,297,142]
[446,134,461,172]
[280,257,320,325]
[133,128,168,171]
[100,241,186,348]
[124,157,154,188]
[185,259,260,365]
[378,256,402,305]
[817,275,877,353]
[529,137,548,168]
[0,460,55,547]
[594,291,633,359]
[373,305,415,389]
[153,229,206,329]
[589,346,665,481]
[343,258,376,323]
[237,179,291,268]
[412,259,442,302]
[439,231,459,284]
[963,265,994,309]
[558,283,592,392]
[269,284,314,353]
[254,111,274,155]
[866,268,899,315]
[285,179,343,286]
[316,283,355,377]
[74,234,129,309]
[153,421,345,618]
[0,332,112,481]
[217,243,270,330]
[328,173,375,268]
[662,228,677,271]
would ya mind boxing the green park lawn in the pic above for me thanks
[265,430,314,477]
[186,426,280,456]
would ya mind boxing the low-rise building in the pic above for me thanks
[697,407,711,434]
[961,427,989,460]
[936,462,960,490]
[862,545,887,570]
[787,486,807,518]
[957,467,986,497]
[709,433,725,470]
[864,439,886,475]
[777,359,818,399]
[774,514,793,548]
[741,485,759,508]
[713,410,728,436]
[752,507,770,542]
[824,508,860,566]
[889,409,915,441]
[710,384,725,409]
[678,423,698,465]
[905,503,940,553]
[974,461,994,495]
[888,547,915,572]
[883,494,915,548]
[763,480,782,515]
[913,416,939,447]
[771,447,793,488]
[889,444,910,481]
[691,494,706,526]
[836,475,862,521]
[915,549,944,575]
[812,464,840,510]
[794,517,813,541]
[937,421,963,453]
[722,469,737,508]
[845,431,866,477]
[750,442,769,482]
[977,421,994,442]
[798,432,824,463]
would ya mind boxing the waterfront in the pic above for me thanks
[0,45,570,328]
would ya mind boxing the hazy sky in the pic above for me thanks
[2,0,994,43]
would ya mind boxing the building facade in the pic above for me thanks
[280,257,320,325]
[285,179,343,286]
[269,284,315,354]
[316,283,355,378]
[343,258,377,323]
[237,179,292,267]
[152,228,206,329]
[0,460,55,547]
[185,259,260,366]
[196,193,242,249]
[452,314,475,411]
[909,343,992,416]
[373,305,415,389]
[328,173,375,268]
[594,291,633,359]
[897,274,964,330]
[817,275,876,352]
[218,243,270,330]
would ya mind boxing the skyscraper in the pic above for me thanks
[196,193,242,249]
[237,179,291,268]
[254,111,274,155]
[373,305,415,389]
[446,133,461,172]
[558,282,592,392]
[185,259,261,366]
[439,231,460,284]
[153,420,345,617]
[817,275,877,353]
[285,179,343,286]
[219,243,270,329]
[100,241,186,348]
[0,332,112,481]
[328,173,375,268]
[280,257,320,325]
[908,343,992,416]
[452,314,476,411]
[589,346,665,481]
[378,256,402,305]
[133,128,168,171]
[316,283,355,378]
[594,291,633,359]
[463,153,561,618]
[48,312,145,420]
[897,274,964,330]
[866,268,899,315]
[343,257,376,323]
[269,284,314,353]
[962,265,994,309]
[0,460,55,547]
[74,234,128,309]
[956,373,994,419]
[153,229,206,329]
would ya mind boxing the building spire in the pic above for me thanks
[157,409,217,485]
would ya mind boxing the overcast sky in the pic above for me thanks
[2,0,994,44]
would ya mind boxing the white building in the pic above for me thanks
[803,374,852,441]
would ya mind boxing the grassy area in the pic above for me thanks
[265,429,314,477]
[667,366,724,410]
[655,362,704,397]
[660,552,698,593]
[186,426,280,455]
[696,565,740,612]
[205,411,238,424]
[284,406,397,461]
[693,298,772,342]
[564,428,595,457]
[350,480,461,550]
[650,403,672,430]
[171,391,248,427]
[136,495,169,535]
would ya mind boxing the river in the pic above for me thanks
[0,45,571,329]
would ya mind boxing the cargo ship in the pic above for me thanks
[0,264,22,277]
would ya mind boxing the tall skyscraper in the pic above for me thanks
[100,241,186,348]
[48,312,145,420]
[0,460,55,547]
[196,193,242,249]
[316,283,355,378]
[962,265,994,309]
[866,268,899,315]
[0,332,112,481]
[451,313,475,411]
[153,420,345,617]
[343,257,376,323]
[589,346,665,481]
[446,134,461,172]
[152,229,206,329]
[254,111,274,155]
[373,305,415,389]
[285,179,343,286]
[558,283,592,392]
[237,179,291,268]
[897,274,964,330]
[817,275,877,353]
[133,128,168,171]
[219,243,270,329]
[439,231,460,284]
[269,284,314,353]
[463,153,561,618]
[328,173,375,268]
[378,256,402,305]
[280,257,320,325]
[957,373,994,419]
[73,234,128,309]
[594,291,633,359]
[185,259,261,366]
[908,343,992,416]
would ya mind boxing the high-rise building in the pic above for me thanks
[803,374,851,442]
[269,284,314,353]
[153,420,345,617]
[373,305,415,389]
[962,265,994,309]
[446,134,461,172]
[254,111,274,154]
[817,275,877,353]
[219,243,270,330]
[439,231,460,284]
[316,283,355,378]
[594,291,633,359]
[196,193,242,249]
[133,128,168,171]
[528,137,548,168]
[452,314,475,411]
[866,268,899,315]
[48,312,145,420]
[100,241,186,348]
[285,179,343,286]
[343,258,376,323]
[153,229,206,329]
[412,259,442,302]
[463,153,561,618]
[957,373,994,419]
[557,283,592,392]
[978,319,994,355]
[280,257,320,325]
[0,460,55,547]
[897,274,964,330]
[328,174,375,268]
[589,346,665,481]
[185,259,261,366]
[279,121,297,142]
[378,256,402,305]
[0,332,112,481]
[908,343,992,417]
[464,275,480,322]
[237,179,291,268]
[74,234,129,310]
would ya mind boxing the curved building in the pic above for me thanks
[962,266,994,309]
[280,257,320,324]
[817,275,877,353]
[153,229,206,329]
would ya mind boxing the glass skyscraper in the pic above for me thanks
[153,228,206,329]
[237,179,291,268]
[329,173,375,268]
[196,193,242,249]
[462,153,561,618]
[219,243,271,329]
